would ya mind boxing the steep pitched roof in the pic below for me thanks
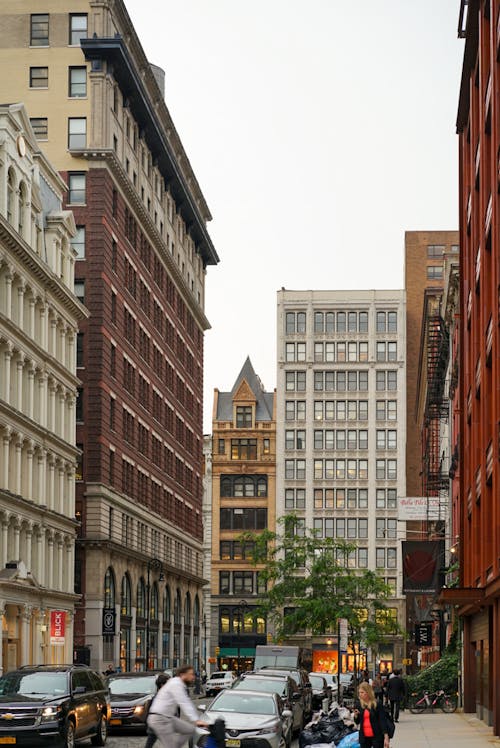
[216,357,274,422]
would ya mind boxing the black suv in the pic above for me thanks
[0,664,110,747]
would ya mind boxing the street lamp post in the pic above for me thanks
[237,600,247,675]
[145,558,164,670]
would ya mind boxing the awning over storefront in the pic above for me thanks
[439,587,485,605]
[220,647,255,657]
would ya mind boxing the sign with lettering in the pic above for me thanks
[50,610,66,645]
[102,608,116,635]
[398,496,441,521]
[415,623,433,647]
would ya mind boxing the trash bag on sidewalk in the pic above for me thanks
[336,734,360,748]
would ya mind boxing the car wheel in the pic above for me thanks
[64,720,76,748]
[91,714,108,746]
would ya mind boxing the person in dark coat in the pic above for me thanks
[353,683,390,748]
[386,669,405,723]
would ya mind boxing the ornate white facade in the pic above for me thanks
[0,104,87,672]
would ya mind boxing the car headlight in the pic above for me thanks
[256,723,281,735]
[133,705,145,714]
[41,705,62,722]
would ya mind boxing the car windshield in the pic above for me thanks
[0,672,67,698]
[340,674,353,682]
[108,676,156,695]
[234,679,286,696]
[210,692,277,715]
[210,673,228,680]
[308,676,325,689]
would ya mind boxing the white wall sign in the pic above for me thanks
[398,496,441,521]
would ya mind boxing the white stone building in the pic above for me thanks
[0,104,87,671]
[276,289,406,673]
[202,434,213,675]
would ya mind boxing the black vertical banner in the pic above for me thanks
[402,541,444,593]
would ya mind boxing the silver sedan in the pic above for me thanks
[199,689,293,748]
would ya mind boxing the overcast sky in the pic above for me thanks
[125,0,464,431]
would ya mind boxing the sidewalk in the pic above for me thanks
[393,710,500,747]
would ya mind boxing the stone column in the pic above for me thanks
[59,391,66,439]
[40,304,48,351]
[57,540,63,591]
[26,440,34,501]
[14,435,22,496]
[28,295,36,339]
[68,329,76,373]
[4,266,13,319]
[36,529,44,586]
[38,371,47,428]
[131,607,137,666]
[13,520,20,560]
[60,325,67,369]
[1,427,11,490]
[1,522,8,568]
[47,534,54,591]
[27,361,35,420]
[3,344,13,404]
[15,354,24,412]
[25,525,32,572]
[17,281,25,331]
[170,612,175,666]
[0,600,5,674]
[37,449,46,505]
[66,542,73,594]
[58,465,65,515]
[49,314,58,358]
[20,605,32,666]
[48,378,57,433]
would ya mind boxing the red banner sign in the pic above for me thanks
[50,610,66,645]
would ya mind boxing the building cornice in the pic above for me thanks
[456,0,479,132]
[0,487,79,531]
[0,215,88,323]
[0,400,80,461]
[80,36,219,267]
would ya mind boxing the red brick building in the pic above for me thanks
[445,0,500,732]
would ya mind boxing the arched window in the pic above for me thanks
[194,596,200,627]
[7,169,15,225]
[163,587,171,624]
[104,567,115,608]
[121,574,131,616]
[151,583,159,620]
[137,578,146,618]
[18,181,26,235]
[185,593,191,626]
[174,588,181,624]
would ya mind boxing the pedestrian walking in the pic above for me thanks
[372,675,384,704]
[147,665,208,748]
[353,683,390,748]
[144,673,170,748]
[386,669,405,723]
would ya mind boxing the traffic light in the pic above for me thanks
[215,646,220,656]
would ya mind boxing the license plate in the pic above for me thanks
[0,739,16,745]
[110,719,122,725]
[226,741,240,747]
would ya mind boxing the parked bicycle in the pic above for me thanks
[409,689,458,713]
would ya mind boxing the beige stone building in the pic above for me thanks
[0,103,87,671]
[210,359,276,672]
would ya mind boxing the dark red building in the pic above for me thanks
[446,0,500,732]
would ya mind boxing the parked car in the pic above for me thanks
[339,673,356,700]
[307,674,331,711]
[232,672,304,734]
[107,671,164,732]
[256,666,313,720]
[200,689,293,748]
[0,664,110,747]
[309,672,340,702]
[205,671,236,696]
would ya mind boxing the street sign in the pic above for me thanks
[208,657,216,664]
[339,618,348,650]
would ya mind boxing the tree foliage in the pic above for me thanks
[242,514,401,673]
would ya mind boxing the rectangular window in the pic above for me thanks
[387,488,397,508]
[359,371,368,390]
[358,548,368,567]
[427,265,443,279]
[69,13,88,45]
[376,548,385,568]
[376,430,386,449]
[336,312,346,332]
[31,14,49,46]
[359,400,368,420]
[359,341,368,361]
[388,342,397,361]
[376,459,386,479]
[387,370,397,390]
[30,66,48,87]
[359,489,368,508]
[336,430,345,449]
[359,311,368,332]
[376,518,385,538]
[359,430,368,449]
[74,280,84,304]
[387,459,397,479]
[71,226,85,259]
[348,342,357,362]
[387,548,397,568]
[69,66,87,97]
[376,401,386,420]
[219,572,230,595]
[348,311,357,332]
[376,342,386,361]
[236,406,252,428]
[336,519,345,538]
[387,311,397,332]
[376,371,385,391]
[30,117,48,138]
[427,244,445,258]
[314,312,324,333]
[75,387,83,422]
[387,400,397,420]
[337,342,346,361]
[68,172,86,204]
[231,439,257,460]
[359,518,368,538]
[68,117,86,148]
[76,333,84,367]
[325,342,335,362]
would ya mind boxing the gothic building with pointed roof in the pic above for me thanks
[209,358,276,671]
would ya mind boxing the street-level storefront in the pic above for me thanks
[0,565,76,673]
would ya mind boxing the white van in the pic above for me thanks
[205,671,236,696]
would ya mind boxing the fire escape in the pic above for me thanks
[422,314,450,526]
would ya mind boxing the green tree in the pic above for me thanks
[242,514,401,677]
